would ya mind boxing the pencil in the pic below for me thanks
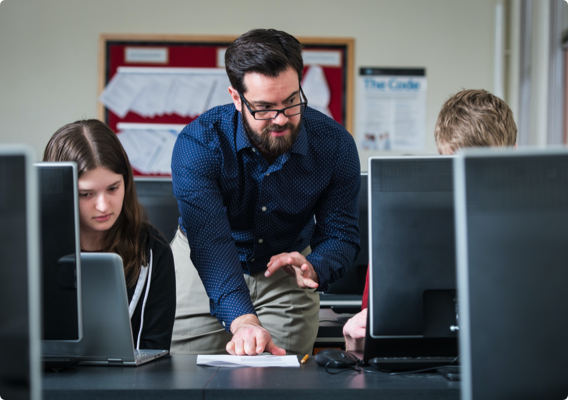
[300,354,309,364]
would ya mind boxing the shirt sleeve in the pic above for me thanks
[307,134,361,292]
[171,127,256,332]
[136,232,177,350]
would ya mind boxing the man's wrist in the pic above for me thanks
[230,313,261,334]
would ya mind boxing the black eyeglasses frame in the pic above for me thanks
[238,85,308,121]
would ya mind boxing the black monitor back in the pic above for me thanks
[134,178,179,242]
[365,156,457,361]
[0,147,41,399]
[36,163,82,343]
[455,150,568,400]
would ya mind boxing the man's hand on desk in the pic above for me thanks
[265,252,319,289]
[343,308,367,352]
[227,314,286,356]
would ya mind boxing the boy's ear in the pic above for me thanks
[228,86,241,111]
[437,142,454,155]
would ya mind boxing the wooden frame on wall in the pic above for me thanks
[98,34,355,134]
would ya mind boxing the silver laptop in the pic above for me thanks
[77,253,168,366]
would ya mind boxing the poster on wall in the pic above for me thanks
[356,68,427,151]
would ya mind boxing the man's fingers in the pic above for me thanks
[265,259,285,277]
[282,264,296,277]
[226,341,236,355]
[234,338,245,356]
[255,334,268,354]
[266,255,311,278]
[301,277,319,289]
[265,340,286,356]
[244,336,257,355]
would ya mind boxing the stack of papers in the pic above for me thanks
[116,123,185,175]
[197,355,300,368]
[99,67,232,119]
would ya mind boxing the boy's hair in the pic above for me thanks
[434,89,517,153]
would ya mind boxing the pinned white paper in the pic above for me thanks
[302,65,332,118]
[99,67,233,119]
[117,124,183,175]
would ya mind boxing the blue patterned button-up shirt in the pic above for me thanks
[171,104,360,331]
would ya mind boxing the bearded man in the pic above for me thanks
[170,28,360,356]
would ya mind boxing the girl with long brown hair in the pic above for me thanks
[44,119,176,351]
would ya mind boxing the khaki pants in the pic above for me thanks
[170,227,320,355]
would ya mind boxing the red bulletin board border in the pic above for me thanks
[98,34,354,133]
[98,35,354,176]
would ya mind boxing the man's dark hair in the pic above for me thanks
[225,29,303,94]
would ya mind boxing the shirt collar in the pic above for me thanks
[235,111,308,156]
[290,122,308,156]
[236,112,253,152]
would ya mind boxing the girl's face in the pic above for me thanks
[77,167,125,244]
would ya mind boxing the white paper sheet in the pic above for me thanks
[302,65,332,118]
[130,75,173,118]
[205,75,232,110]
[98,67,232,119]
[117,125,181,175]
[165,75,213,117]
[98,74,148,118]
[197,354,300,368]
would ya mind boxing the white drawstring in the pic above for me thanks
[136,250,153,350]
[129,264,149,319]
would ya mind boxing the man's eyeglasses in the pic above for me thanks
[238,86,308,121]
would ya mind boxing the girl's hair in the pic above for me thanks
[43,119,149,287]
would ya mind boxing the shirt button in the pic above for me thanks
[252,148,256,153]
[266,173,270,176]
[222,321,225,327]
[261,206,267,212]
[258,238,264,244]
[251,258,255,262]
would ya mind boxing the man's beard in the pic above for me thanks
[242,106,302,159]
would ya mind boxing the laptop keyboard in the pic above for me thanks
[368,356,457,371]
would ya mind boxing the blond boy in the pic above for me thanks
[343,89,517,351]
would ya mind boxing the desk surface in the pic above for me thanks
[43,355,460,400]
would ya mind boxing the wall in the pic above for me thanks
[0,0,498,170]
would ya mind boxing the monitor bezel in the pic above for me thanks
[367,155,456,340]
[453,146,568,400]
[0,145,42,399]
[35,161,83,344]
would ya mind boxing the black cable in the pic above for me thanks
[324,361,361,375]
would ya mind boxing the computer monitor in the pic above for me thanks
[35,162,82,344]
[134,178,179,242]
[454,149,568,400]
[320,173,368,312]
[365,156,458,364]
[0,145,41,400]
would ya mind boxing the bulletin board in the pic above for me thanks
[98,34,354,176]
